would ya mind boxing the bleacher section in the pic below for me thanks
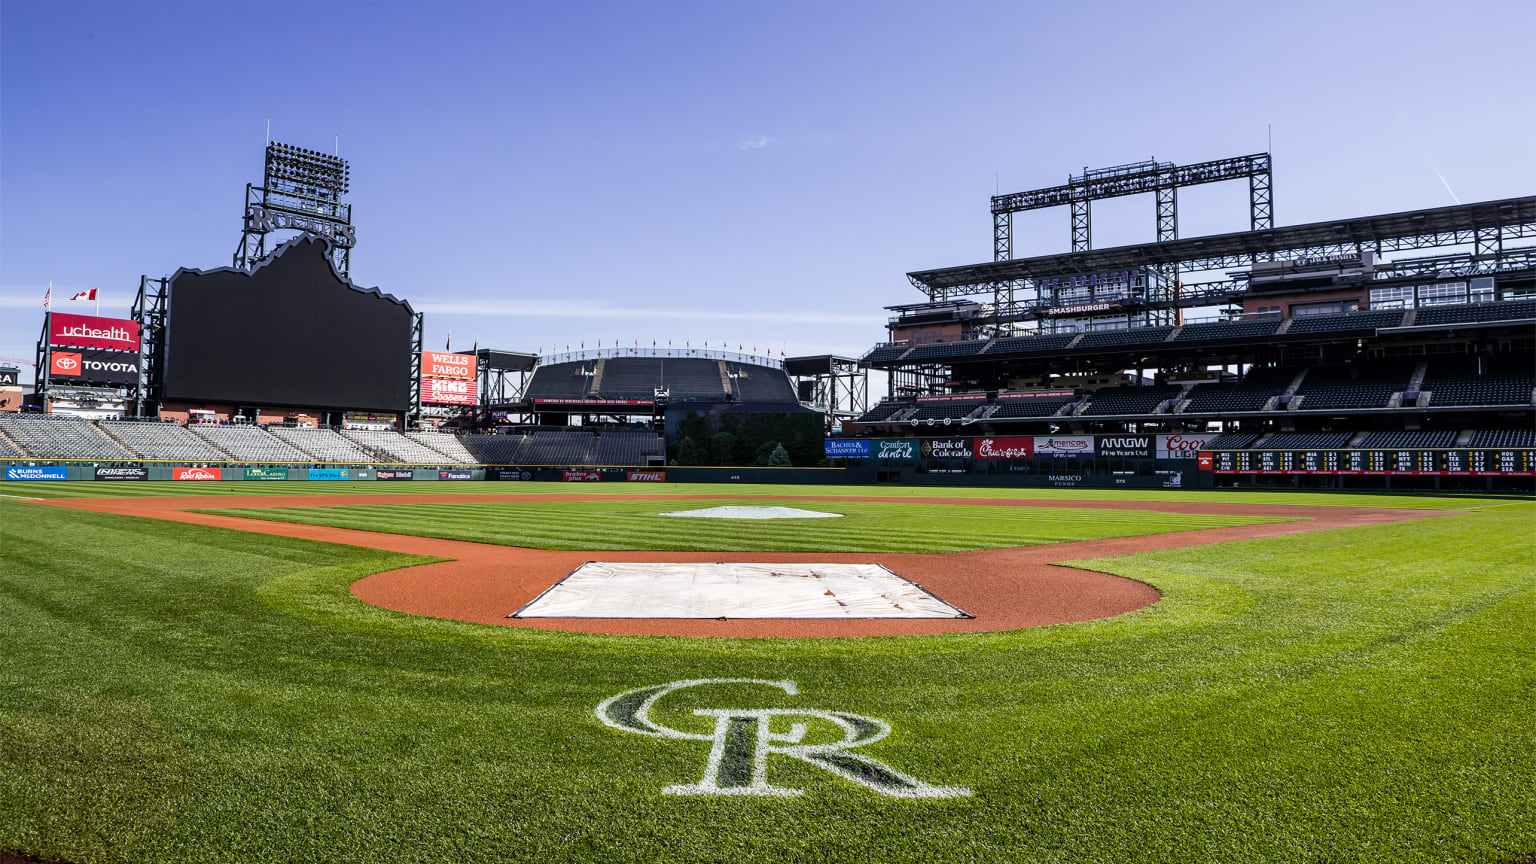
[1254,432,1354,449]
[1356,430,1460,449]
[1412,299,1536,326]
[725,363,798,403]
[516,429,595,464]
[900,341,987,362]
[1285,310,1404,334]
[985,333,1078,355]
[407,431,478,463]
[524,363,594,401]
[989,395,1074,419]
[1422,357,1535,407]
[909,400,983,422]
[267,427,378,463]
[100,420,229,460]
[189,424,311,462]
[0,433,23,458]
[342,429,462,463]
[861,345,910,364]
[854,401,909,423]
[1073,327,1175,349]
[1469,428,1536,448]
[1182,368,1296,414]
[1173,319,1282,342]
[1296,363,1412,410]
[0,414,132,459]
[593,429,663,465]
[1203,432,1260,450]
[1080,385,1181,416]
[458,433,528,464]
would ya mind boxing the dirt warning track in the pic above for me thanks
[44,493,1454,638]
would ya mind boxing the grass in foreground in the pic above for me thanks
[1,478,1520,509]
[195,498,1284,552]
[2,497,1533,863]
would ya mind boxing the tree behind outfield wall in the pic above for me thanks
[768,442,791,467]
[676,436,700,466]
[667,408,822,468]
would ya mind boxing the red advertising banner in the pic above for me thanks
[173,466,223,481]
[562,470,601,481]
[421,376,476,405]
[49,313,141,351]
[627,471,666,482]
[1197,452,1214,471]
[975,436,1034,459]
[422,351,475,380]
[50,352,82,377]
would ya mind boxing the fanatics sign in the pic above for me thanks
[49,313,141,351]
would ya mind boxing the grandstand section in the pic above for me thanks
[407,430,478,463]
[267,427,379,463]
[188,424,310,462]
[342,429,465,464]
[100,419,229,460]
[0,414,132,460]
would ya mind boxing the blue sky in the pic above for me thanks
[3,0,1533,381]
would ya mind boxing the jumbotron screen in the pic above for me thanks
[161,237,413,411]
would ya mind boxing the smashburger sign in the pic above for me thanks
[50,313,141,351]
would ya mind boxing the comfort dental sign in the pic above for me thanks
[49,313,141,351]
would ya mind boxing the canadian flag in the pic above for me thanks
[69,289,97,301]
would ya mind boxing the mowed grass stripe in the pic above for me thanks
[1,497,1531,864]
[2,478,1515,509]
[198,499,1282,552]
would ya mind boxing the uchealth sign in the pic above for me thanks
[421,376,476,406]
[824,439,871,459]
[1157,434,1215,459]
[421,351,475,379]
[49,313,141,351]
[173,467,222,481]
[873,438,918,462]
[1097,435,1152,458]
[1034,436,1095,456]
[975,436,1033,460]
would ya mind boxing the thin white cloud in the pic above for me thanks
[416,298,878,327]
[738,135,776,151]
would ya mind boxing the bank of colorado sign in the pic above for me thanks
[49,313,141,351]
[921,437,973,459]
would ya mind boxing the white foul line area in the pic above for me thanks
[513,562,969,619]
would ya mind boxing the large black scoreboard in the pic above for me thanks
[1207,448,1534,476]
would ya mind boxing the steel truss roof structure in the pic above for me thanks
[910,196,1536,301]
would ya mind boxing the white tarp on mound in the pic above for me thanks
[513,562,968,619]
[660,506,843,520]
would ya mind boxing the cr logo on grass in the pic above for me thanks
[597,678,970,799]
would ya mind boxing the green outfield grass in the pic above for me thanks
[195,498,1284,552]
[0,478,1520,509]
[2,494,1533,864]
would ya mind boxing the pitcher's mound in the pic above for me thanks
[512,562,969,619]
[661,506,842,520]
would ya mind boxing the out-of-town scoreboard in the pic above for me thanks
[1205,448,1535,476]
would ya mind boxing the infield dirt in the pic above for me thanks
[45,493,1455,637]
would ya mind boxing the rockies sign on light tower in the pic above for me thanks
[234,141,356,276]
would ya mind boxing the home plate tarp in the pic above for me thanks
[512,563,970,619]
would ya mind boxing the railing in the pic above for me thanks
[538,346,783,368]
